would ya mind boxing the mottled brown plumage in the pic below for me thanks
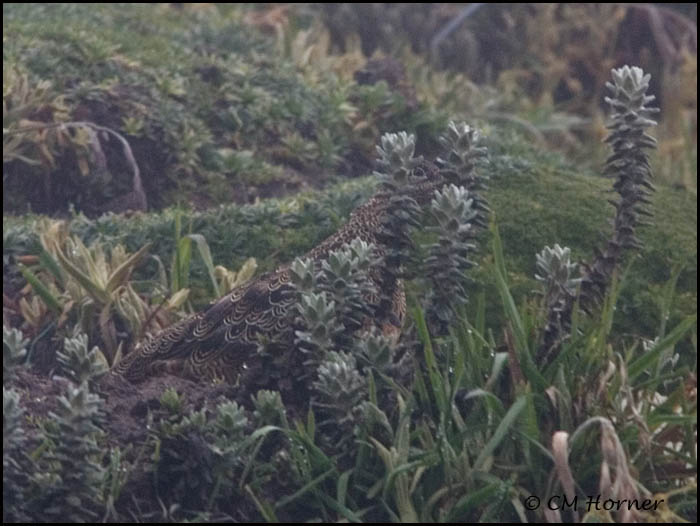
[113,161,446,385]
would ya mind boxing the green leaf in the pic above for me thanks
[53,243,110,304]
[409,294,448,413]
[18,264,63,314]
[38,247,65,286]
[337,470,352,509]
[104,243,151,293]
[461,388,506,417]
[275,468,335,510]
[490,220,547,391]
[474,395,526,471]
[628,315,696,382]
[490,220,527,352]
[245,485,278,522]
[447,482,502,521]
[186,233,220,297]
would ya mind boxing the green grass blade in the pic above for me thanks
[410,294,448,413]
[628,315,697,382]
[245,485,278,522]
[474,395,527,471]
[490,220,547,391]
[38,247,65,286]
[490,220,527,354]
[461,388,506,417]
[337,470,352,509]
[186,233,220,297]
[446,482,502,522]
[658,263,683,340]
[18,264,63,314]
[53,244,110,304]
[105,242,151,293]
[275,467,335,510]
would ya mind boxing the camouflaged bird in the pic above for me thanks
[113,162,443,386]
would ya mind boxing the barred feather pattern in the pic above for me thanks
[111,177,455,384]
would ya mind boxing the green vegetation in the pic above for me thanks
[3,4,696,524]
[3,3,439,215]
[5,134,696,344]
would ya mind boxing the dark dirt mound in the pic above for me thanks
[8,367,264,520]
[11,367,242,450]
[98,373,240,448]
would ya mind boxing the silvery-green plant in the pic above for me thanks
[291,239,382,357]
[3,388,32,522]
[578,66,658,310]
[312,351,367,430]
[437,121,490,229]
[57,332,109,386]
[288,256,317,293]
[252,389,286,427]
[538,66,658,363]
[355,327,397,372]
[35,382,106,522]
[535,244,581,361]
[215,400,249,440]
[293,290,340,356]
[424,184,480,326]
[374,132,426,274]
[151,405,225,513]
[374,131,425,194]
[4,327,110,522]
[159,386,182,414]
[319,240,381,333]
[411,123,489,330]
[3,326,28,381]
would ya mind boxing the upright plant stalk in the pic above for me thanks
[535,244,581,361]
[539,66,659,363]
[424,123,489,328]
[436,122,490,230]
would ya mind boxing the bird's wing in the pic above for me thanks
[114,269,296,382]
